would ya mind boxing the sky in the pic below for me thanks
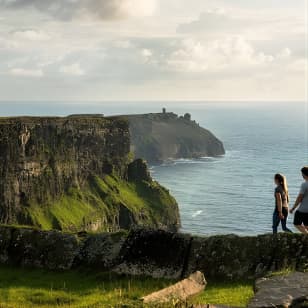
[0,0,307,102]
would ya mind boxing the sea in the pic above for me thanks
[1,101,307,236]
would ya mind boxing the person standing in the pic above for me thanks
[290,166,308,234]
[272,173,292,234]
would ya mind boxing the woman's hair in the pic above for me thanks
[275,173,289,202]
[301,166,308,177]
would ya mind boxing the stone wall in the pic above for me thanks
[0,226,307,280]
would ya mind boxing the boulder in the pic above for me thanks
[142,271,206,304]
[248,272,308,308]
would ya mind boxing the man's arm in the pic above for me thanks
[290,194,303,213]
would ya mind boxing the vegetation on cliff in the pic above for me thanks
[26,173,179,232]
[126,110,225,164]
[0,116,180,232]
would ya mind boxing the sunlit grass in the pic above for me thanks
[25,173,177,232]
[0,266,255,308]
[0,266,174,307]
[193,280,254,308]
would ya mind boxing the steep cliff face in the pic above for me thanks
[126,112,225,164]
[0,116,180,232]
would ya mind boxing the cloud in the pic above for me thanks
[9,67,43,77]
[177,9,243,34]
[277,48,291,59]
[141,48,152,58]
[59,63,85,76]
[161,36,292,73]
[12,29,50,41]
[0,0,157,20]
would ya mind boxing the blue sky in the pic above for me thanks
[0,0,307,102]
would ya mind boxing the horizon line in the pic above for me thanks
[0,100,307,104]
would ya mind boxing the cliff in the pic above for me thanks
[126,111,225,164]
[0,116,180,232]
[0,226,307,281]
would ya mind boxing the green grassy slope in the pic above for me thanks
[24,174,179,233]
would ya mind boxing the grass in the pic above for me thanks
[25,174,178,233]
[0,266,254,308]
[0,266,174,308]
[268,268,293,277]
[193,280,254,307]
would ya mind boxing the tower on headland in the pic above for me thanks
[162,108,166,114]
[184,113,191,121]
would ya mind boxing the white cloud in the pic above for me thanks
[277,48,291,59]
[0,0,305,101]
[59,63,85,76]
[12,29,50,41]
[165,36,277,73]
[114,40,134,49]
[176,6,305,44]
[9,67,43,77]
[0,36,19,49]
[177,8,241,34]
[141,48,152,58]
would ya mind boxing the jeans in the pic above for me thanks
[272,207,292,234]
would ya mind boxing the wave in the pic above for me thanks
[162,156,222,166]
[192,210,203,218]
[223,150,241,158]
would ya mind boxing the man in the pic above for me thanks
[290,166,308,233]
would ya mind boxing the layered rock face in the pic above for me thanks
[126,112,225,164]
[0,116,180,232]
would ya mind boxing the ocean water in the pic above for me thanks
[1,101,307,235]
[151,102,308,235]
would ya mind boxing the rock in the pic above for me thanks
[74,231,127,270]
[7,227,80,270]
[127,158,152,182]
[142,271,206,304]
[113,228,192,279]
[248,272,308,308]
[125,112,225,164]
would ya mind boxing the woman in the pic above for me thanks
[272,173,292,234]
